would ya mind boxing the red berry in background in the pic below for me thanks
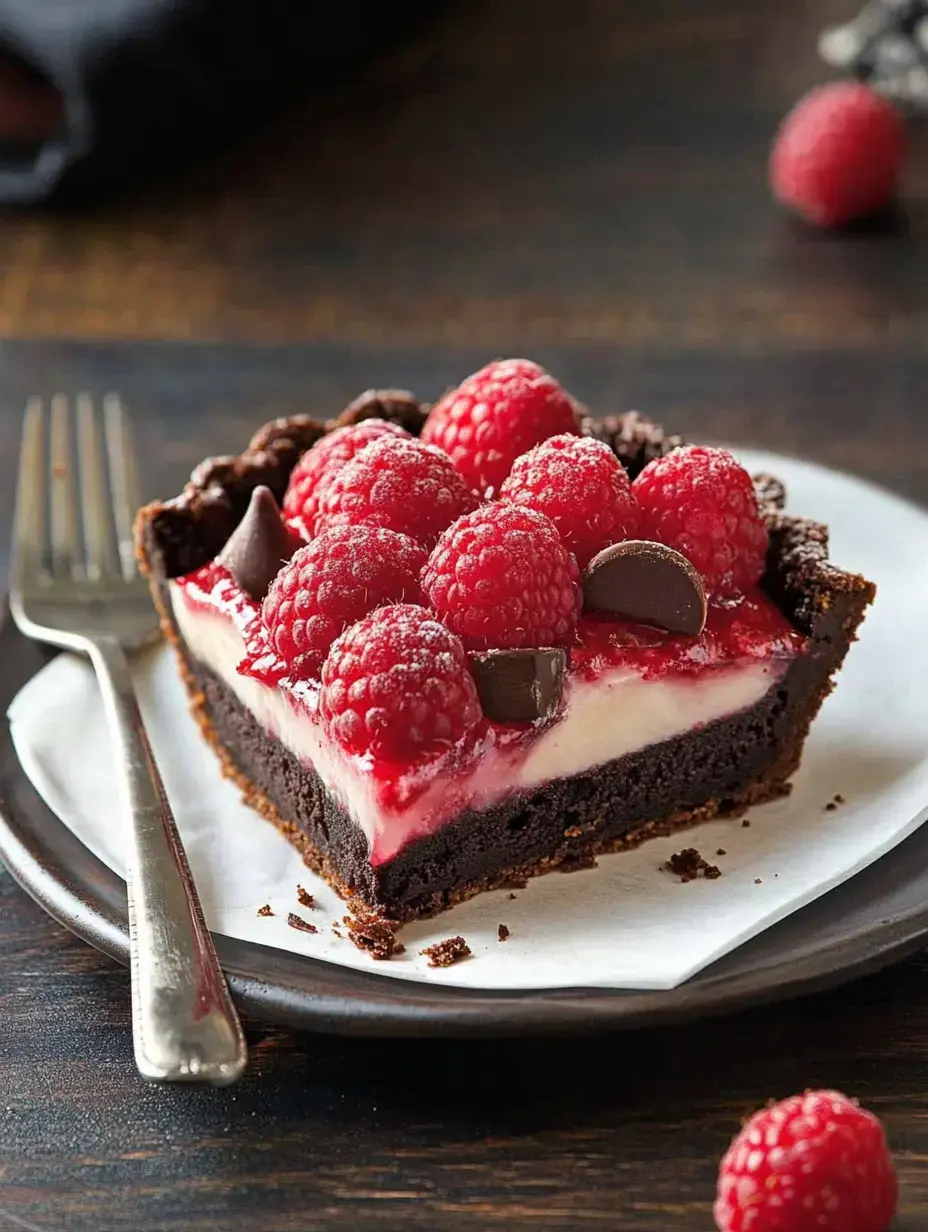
[421,358,582,496]
[715,1089,897,1232]
[316,436,480,549]
[261,526,426,680]
[422,504,581,651]
[282,419,410,536]
[633,445,767,599]
[500,434,640,568]
[770,82,905,228]
[320,604,482,761]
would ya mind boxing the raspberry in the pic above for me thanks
[422,504,580,651]
[282,419,409,535]
[770,82,905,228]
[500,434,640,568]
[320,604,482,761]
[715,1089,897,1232]
[421,358,582,496]
[316,436,480,549]
[633,446,767,599]
[261,526,426,680]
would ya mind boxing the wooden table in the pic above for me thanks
[3,1,928,1228]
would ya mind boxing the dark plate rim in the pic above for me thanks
[3,460,928,1039]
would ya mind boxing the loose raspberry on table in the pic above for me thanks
[422,504,580,651]
[320,604,482,761]
[715,1089,897,1232]
[282,418,409,536]
[421,358,582,497]
[633,445,767,599]
[770,82,905,229]
[261,526,426,680]
[500,434,640,569]
[315,436,480,549]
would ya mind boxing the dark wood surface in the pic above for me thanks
[4,0,928,1228]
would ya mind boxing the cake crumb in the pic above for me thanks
[558,853,598,874]
[742,819,751,828]
[331,924,343,939]
[508,892,517,901]
[716,848,727,857]
[296,885,316,909]
[421,936,471,968]
[665,848,721,883]
[344,906,404,960]
[497,924,510,942]
[834,793,846,805]
[287,912,318,935]
[257,903,273,918]
[754,878,762,885]
[825,801,837,811]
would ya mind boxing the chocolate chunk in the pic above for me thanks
[469,648,566,723]
[217,485,302,601]
[583,540,707,635]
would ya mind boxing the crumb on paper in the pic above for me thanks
[558,853,598,874]
[344,904,404,960]
[754,878,762,885]
[497,924,510,942]
[331,924,343,939]
[421,936,471,968]
[287,912,318,934]
[834,793,846,805]
[257,903,273,918]
[665,848,721,883]
[296,885,316,909]
[716,848,727,857]
[825,801,837,811]
[742,818,751,828]
[508,892,517,901]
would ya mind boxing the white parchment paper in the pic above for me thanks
[8,451,928,990]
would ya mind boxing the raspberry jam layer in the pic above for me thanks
[171,564,805,864]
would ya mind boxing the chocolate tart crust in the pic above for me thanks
[136,404,875,922]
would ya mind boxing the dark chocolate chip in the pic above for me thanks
[582,540,707,635]
[217,485,302,601]
[469,648,566,723]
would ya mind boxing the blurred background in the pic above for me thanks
[0,0,924,565]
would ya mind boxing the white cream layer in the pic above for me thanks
[171,583,786,863]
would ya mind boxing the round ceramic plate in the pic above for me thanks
[2,454,928,1037]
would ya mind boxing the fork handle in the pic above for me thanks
[88,635,247,1084]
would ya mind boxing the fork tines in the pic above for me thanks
[15,393,142,584]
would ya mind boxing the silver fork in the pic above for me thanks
[10,394,247,1085]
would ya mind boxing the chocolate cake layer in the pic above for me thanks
[136,403,876,921]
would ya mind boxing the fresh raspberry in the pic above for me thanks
[316,436,480,549]
[282,419,409,535]
[421,358,582,496]
[261,526,426,680]
[320,604,482,761]
[770,82,905,228]
[500,434,640,568]
[715,1089,897,1232]
[633,445,767,599]
[422,504,580,651]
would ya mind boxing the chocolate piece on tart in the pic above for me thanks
[136,399,875,923]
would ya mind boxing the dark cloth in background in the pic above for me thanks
[0,0,430,205]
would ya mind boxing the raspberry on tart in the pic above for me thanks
[500,434,640,569]
[633,445,768,599]
[422,503,581,651]
[138,373,875,921]
[320,604,482,762]
[421,358,582,497]
[315,436,480,549]
[715,1089,897,1232]
[282,418,409,537]
[261,525,426,681]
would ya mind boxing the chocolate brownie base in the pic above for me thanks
[136,402,876,921]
